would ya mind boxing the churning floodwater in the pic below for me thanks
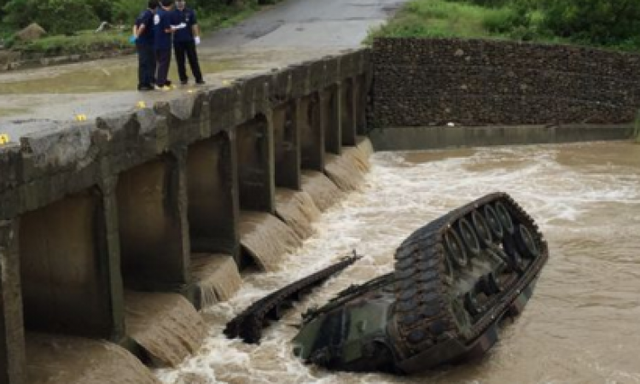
[156,141,640,384]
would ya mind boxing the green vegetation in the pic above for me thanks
[368,0,640,51]
[634,111,640,144]
[1,0,278,56]
[13,31,130,56]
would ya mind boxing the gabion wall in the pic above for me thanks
[372,38,640,127]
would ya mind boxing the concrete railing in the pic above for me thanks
[0,48,371,384]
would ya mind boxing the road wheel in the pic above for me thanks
[516,224,540,259]
[484,204,504,240]
[472,210,493,247]
[495,201,515,235]
[444,229,468,268]
[458,218,481,258]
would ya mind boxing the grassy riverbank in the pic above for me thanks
[2,1,270,57]
[368,0,640,52]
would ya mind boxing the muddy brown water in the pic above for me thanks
[155,141,640,384]
[0,60,243,94]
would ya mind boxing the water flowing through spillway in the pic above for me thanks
[275,188,321,240]
[26,333,161,384]
[238,211,303,271]
[156,141,640,384]
[325,140,372,191]
[300,170,344,211]
[125,292,207,367]
[191,254,243,308]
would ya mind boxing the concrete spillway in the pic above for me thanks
[0,49,372,384]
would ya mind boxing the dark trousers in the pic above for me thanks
[156,48,172,87]
[137,43,156,88]
[174,40,203,83]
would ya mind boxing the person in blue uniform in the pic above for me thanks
[172,0,204,85]
[154,0,176,90]
[133,0,158,91]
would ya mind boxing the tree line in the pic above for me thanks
[463,0,640,49]
[0,0,273,35]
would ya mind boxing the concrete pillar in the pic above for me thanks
[298,93,325,172]
[340,78,357,146]
[116,154,190,292]
[235,113,275,213]
[0,220,26,384]
[322,85,341,155]
[100,177,126,342]
[19,188,120,339]
[186,133,240,258]
[273,101,301,190]
[355,74,368,135]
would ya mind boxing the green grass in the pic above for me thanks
[198,3,263,33]
[366,0,616,50]
[366,0,500,42]
[12,30,130,56]
[5,1,276,57]
[634,111,640,143]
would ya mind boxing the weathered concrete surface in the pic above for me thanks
[370,124,635,151]
[0,220,25,384]
[205,0,404,49]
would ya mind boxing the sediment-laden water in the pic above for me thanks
[239,211,303,271]
[275,188,321,240]
[125,291,207,367]
[156,141,640,384]
[26,333,161,384]
[325,141,372,191]
[191,254,243,307]
[300,170,344,211]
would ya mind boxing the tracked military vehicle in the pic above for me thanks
[291,192,548,374]
[224,192,548,374]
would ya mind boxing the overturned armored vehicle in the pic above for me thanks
[292,192,548,374]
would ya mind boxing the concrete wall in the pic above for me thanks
[372,38,640,127]
[0,48,370,383]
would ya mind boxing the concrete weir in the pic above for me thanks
[0,49,371,383]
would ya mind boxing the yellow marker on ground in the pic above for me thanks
[75,114,88,122]
[0,134,10,145]
[136,101,147,109]
[222,80,231,86]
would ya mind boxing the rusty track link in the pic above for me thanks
[392,192,549,360]
[224,253,362,344]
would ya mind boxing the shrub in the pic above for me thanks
[541,0,640,46]
[3,0,99,35]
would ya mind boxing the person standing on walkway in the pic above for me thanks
[133,0,158,91]
[154,0,177,90]
[171,0,205,85]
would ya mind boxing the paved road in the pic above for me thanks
[0,0,407,142]
[207,0,403,49]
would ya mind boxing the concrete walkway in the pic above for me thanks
[0,0,405,142]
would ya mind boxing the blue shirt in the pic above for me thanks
[171,7,197,43]
[135,9,155,46]
[154,8,173,50]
